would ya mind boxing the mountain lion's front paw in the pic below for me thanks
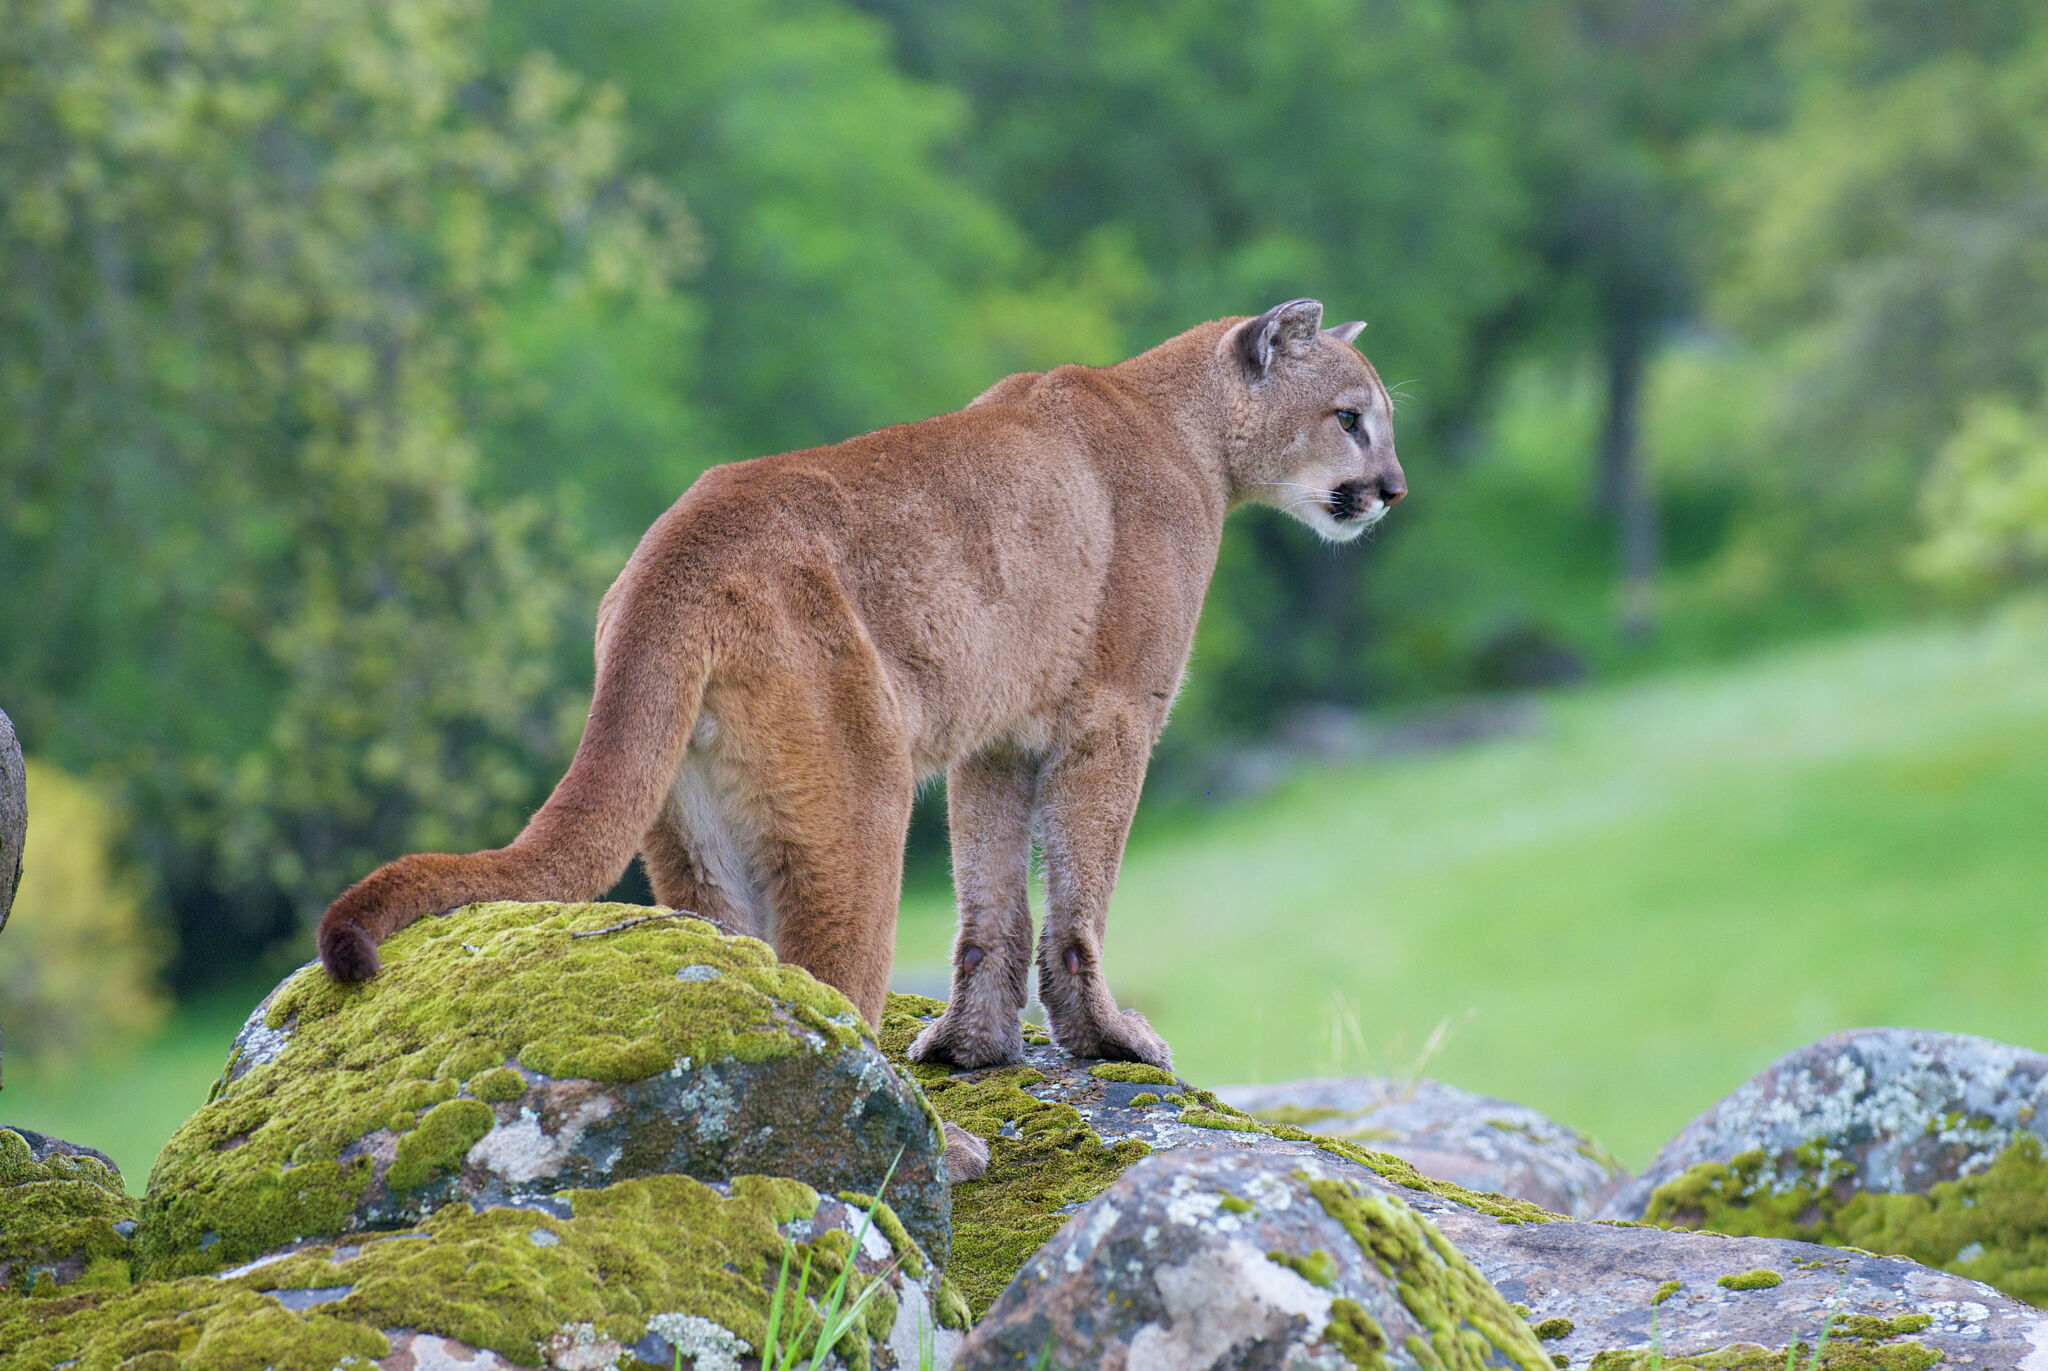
[906,1011,1025,1070]
[1054,1007,1173,1073]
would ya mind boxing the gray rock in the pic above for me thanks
[139,902,948,1280]
[1217,1075,1628,1218]
[1428,1203,2048,1369]
[0,705,19,935]
[955,1148,1553,1371]
[1596,1026,2048,1307]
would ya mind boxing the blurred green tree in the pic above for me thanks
[484,0,1135,550]
[0,761,168,1068]
[0,0,692,974]
[1711,0,2048,610]
[1914,394,2048,594]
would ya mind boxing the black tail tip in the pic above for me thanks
[319,922,382,983]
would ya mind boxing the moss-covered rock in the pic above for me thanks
[138,902,946,1279]
[1601,1027,2048,1306]
[0,1126,136,1295]
[880,993,1558,1319]
[954,1148,1553,1370]
[4,1172,964,1370]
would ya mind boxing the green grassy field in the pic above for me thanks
[896,612,2048,1164]
[9,614,2047,1186]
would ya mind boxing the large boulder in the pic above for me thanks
[956,1148,1552,1370]
[3,1172,968,1370]
[138,902,949,1280]
[1218,1074,1628,1218]
[1600,1027,2048,1306]
[0,1126,136,1295]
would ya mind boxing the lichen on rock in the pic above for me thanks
[954,1148,1552,1370]
[1606,1027,2048,1306]
[139,902,947,1279]
[0,1126,136,1295]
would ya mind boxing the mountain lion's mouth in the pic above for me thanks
[1327,481,1385,525]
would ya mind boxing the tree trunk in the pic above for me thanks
[1597,333,1658,638]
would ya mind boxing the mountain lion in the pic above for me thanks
[318,298,1404,1087]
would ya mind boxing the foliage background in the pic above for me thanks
[2,0,2046,1173]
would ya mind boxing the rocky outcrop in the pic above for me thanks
[956,1149,1552,1370]
[888,999,2048,1367]
[23,924,2048,1368]
[1218,1074,1628,1218]
[0,1126,135,1296]
[138,902,948,1281]
[1600,1027,2048,1307]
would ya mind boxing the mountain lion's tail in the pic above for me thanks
[316,603,708,983]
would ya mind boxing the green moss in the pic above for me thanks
[1088,1062,1176,1086]
[467,1066,527,1103]
[1308,1174,1551,1371]
[838,1191,927,1279]
[878,996,1151,1318]
[1181,1108,1259,1132]
[1653,1279,1682,1306]
[0,1129,138,1296]
[140,902,871,1277]
[1836,1314,1932,1340]
[1219,1193,1254,1214]
[1251,1104,1353,1127]
[387,1099,495,1193]
[1293,1130,1563,1225]
[1532,1316,1573,1339]
[1,1172,903,1371]
[1325,1295,1391,1370]
[0,1279,390,1370]
[1128,1092,1160,1108]
[934,1274,971,1331]
[1266,1246,1339,1289]
[1715,1269,1782,1290]
[1645,1134,2048,1306]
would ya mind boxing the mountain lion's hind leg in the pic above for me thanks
[1034,702,1172,1070]
[639,805,761,941]
[907,744,1039,1069]
[742,671,913,1031]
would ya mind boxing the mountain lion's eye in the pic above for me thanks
[1336,409,1361,433]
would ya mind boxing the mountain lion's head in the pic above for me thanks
[1221,297,1405,544]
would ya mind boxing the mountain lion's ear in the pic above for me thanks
[1325,320,1367,346]
[1227,298,1324,377]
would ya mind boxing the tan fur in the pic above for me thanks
[318,299,1404,1072]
